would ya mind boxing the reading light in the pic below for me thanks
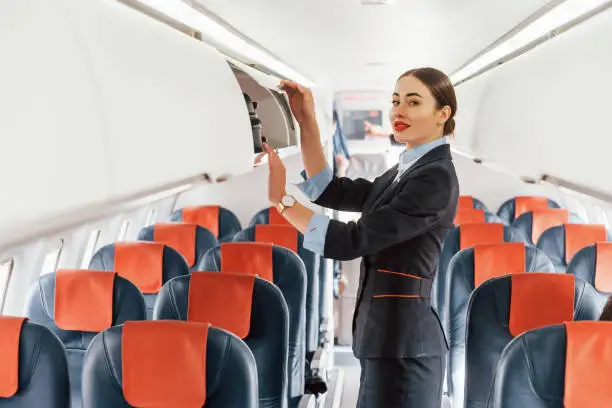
[450,0,611,84]
[138,0,316,87]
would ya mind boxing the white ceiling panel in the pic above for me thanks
[196,0,554,91]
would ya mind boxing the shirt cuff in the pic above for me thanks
[303,213,330,255]
[293,165,333,201]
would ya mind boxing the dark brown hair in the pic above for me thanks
[399,67,457,137]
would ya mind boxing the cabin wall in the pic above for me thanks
[456,6,612,196]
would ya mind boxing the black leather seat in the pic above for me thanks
[171,205,242,242]
[234,224,320,361]
[567,242,612,294]
[492,322,612,408]
[138,222,219,271]
[465,273,605,408]
[458,195,488,212]
[154,273,289,408]
[536,224,610,272]
[445,243,554,408]
[511,209,583,245]
[90,241,190,318]
[496,196,561,226]
[81,321,258,408]
[0,317,70,407]
[199,242,306,408]
[24,270,146,408]
[433,223,526,324]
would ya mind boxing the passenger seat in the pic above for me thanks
[465,273,605,408]
[81,320,258,408]
[444,243,554,408]
[567,242,612,294]
[0,317,70,407]
[138,222,219,271]
[24,270,146,408]
[496,195,561,225]
[492,322,612,407]
[90,241,190,317]
[199,242,307,408]
[537,224,609,272]
[458,195,488,211]
[511,208,582,244]
[171,205,242,242]
[454,208,502,225]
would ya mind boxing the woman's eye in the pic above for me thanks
[391,100,399,106]
[408,101,419,106]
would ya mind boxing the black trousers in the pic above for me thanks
[356,356,444,408]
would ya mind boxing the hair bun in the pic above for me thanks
[444,117,456,136]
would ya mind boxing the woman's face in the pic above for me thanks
[390,75,450,147]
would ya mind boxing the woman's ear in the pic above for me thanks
[438,106,451,124]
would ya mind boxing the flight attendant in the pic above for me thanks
[265,67,459,408]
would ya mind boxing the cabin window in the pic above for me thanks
[118,219,131,241]
[0,258,14,314]
[80,229,101,269]
[145,208,157,226]
[41,239,64,276]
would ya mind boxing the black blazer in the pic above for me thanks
[313,143,458,358]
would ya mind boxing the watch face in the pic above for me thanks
[282,195,296,207]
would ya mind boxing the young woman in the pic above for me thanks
[264,67,459,407]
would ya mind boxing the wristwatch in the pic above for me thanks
[278,194,297,214]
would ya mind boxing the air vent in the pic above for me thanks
[361,0,396,5]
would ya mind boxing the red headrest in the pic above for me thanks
[255,224,298,253]
[509,273,574,337]
[54,270,115,332]
[123,320,208,407]
[514,196,549,219]
[595,242,612,292]
[269,206,291,226]
[188,273,255,339]
[0,317,26,397]
[182,206,220,238]
[565,224,607,263]
[458,196,474,209]
[530,209,569,243]
[219,242,273,282]
[154,223,197,266]
[459,223,504,250]
[564,321,612,407]
[473,243,525,287]
[454,208,485,226]
[114,242,164,294]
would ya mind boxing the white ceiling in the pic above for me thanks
[196,0,554,91]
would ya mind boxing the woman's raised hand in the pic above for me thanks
[279,80,317,127]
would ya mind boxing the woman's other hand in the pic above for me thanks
[263,142,286,205]
[279,80,317,127]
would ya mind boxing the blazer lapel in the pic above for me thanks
[368,144,452,210]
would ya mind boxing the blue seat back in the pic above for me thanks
[511,209,583,245]
[138,223,219,271]
[81,322,258,408]
[199,243,306,405]
[171,205,242,243]
[445,243,554,406]
[492,322,612,408]
[234,224,319,356]
[433,224,526,319]
[466,274,605,408]
[537,224,610,272]
[567,243,612,294]
[153,274,289,408]
[497,196,561,225]
[0,318,70,408]
[24,271,146,408]
[90,242,190,317]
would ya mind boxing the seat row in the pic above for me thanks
[435,195,612,407]
[456,194,563,226]
[0,204,329,408]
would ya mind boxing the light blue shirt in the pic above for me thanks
[295,137,448,255]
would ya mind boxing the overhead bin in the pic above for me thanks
[228,59,298,153]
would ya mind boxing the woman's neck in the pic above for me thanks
[405,135,444,151]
